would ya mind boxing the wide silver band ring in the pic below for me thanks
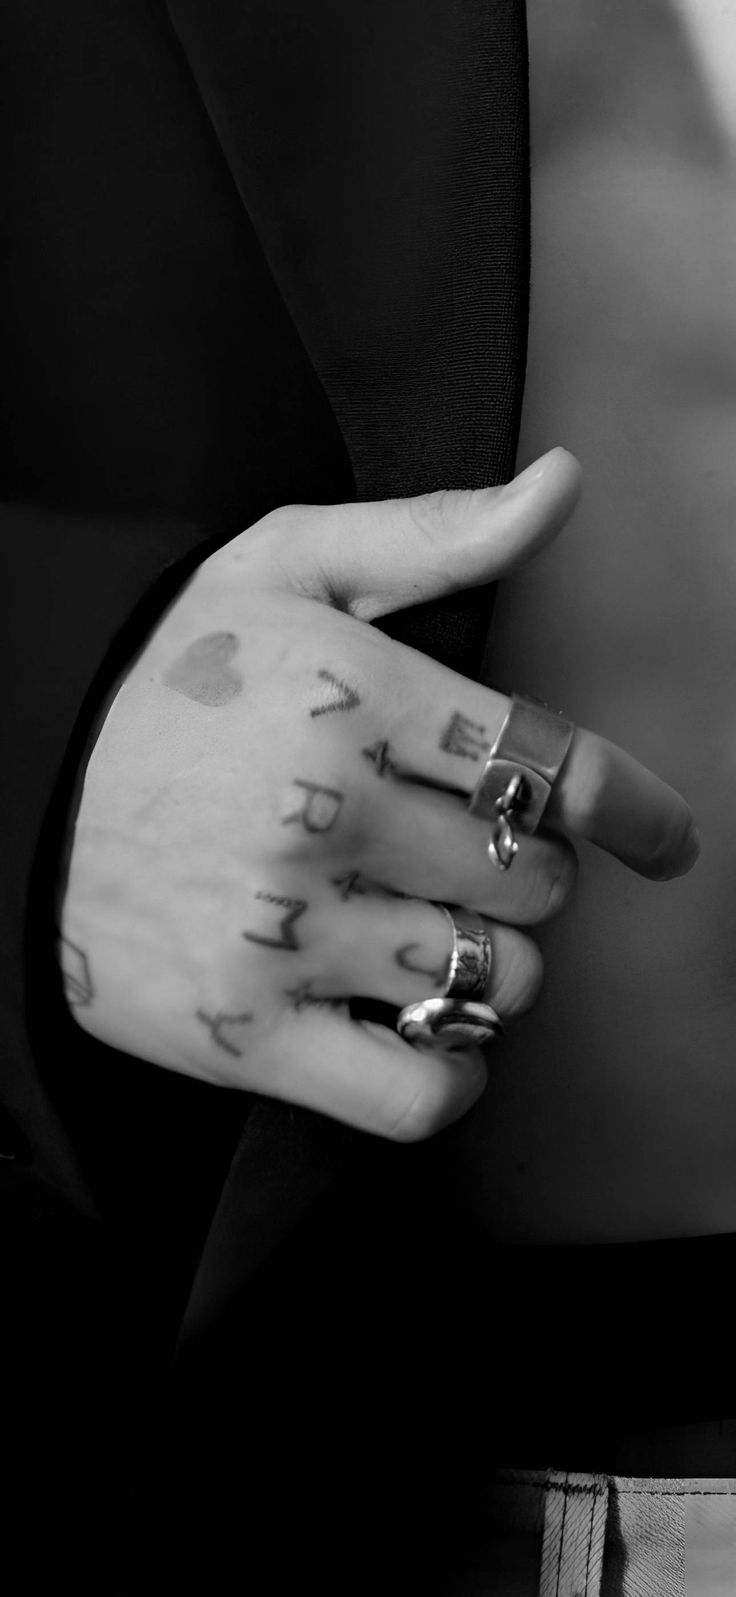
[468,694,575,870]
[397,997,504,1050]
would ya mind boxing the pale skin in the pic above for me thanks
[57,449,698,1141]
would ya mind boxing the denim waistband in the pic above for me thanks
[484,1469,736,1596]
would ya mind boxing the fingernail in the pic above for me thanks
[502,449,563,497]
[680,820,701,873]
[643,818,701,881]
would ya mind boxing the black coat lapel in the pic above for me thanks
[166,0,529,675]
[167,0,531,1351]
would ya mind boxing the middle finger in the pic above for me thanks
[354,639,697,880]
[350,776,578,925]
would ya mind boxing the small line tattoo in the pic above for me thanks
[310,669,361,718]
[58,936,94,1007]
[283,780,344,833]
[163,632,243,706]
[282,980,326,1011]
[362,739,398,778]
[395,942,450,988]
[332,870,368,900]
[243,892,308,951]
[196,1007,253,1056]
[439,711,489,761]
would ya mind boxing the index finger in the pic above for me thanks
[547,725,699,880]
[374,655,699,880]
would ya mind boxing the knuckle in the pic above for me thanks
[218,504,320,574]
[546,841,579,917]
[270,777,364,865]
[407,488,478,544]
[384,1080,455,1142]
[383,1059,485,1142]
[533,840,578,922]
[259,502,318,533]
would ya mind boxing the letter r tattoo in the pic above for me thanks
[283,780,344,833]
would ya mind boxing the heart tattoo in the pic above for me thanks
[163,632,243,706]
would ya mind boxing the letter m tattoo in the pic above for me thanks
[243,892,308,951]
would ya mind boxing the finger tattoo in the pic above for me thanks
[243,892,308,951]
[362,739,399,778]
[395,942,450,988]
[332,870,368,900]
[439,711,489,761]
[196,1007,253,1056]
[282,780,344,833]
[282,979,339,1012]
[283,982,345,1015]
[163,632,243,706]
[310,669,361,717]
[283,980,318,1010]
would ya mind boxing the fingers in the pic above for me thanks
[225,891,541,1140]
[254,1005,489,1142]
[224,453,697,881]
[288,892,543,1019]
[349,778,578,924]
[362,651,699,882]
[549,729,699,880]
[250,448,582,616]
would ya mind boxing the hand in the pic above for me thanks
[58,449,698,1140]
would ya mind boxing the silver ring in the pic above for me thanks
[397,998,504,1050]
[438,906,492,1001]
[468,694,575,870]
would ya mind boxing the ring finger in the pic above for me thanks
[275,888,543,1019]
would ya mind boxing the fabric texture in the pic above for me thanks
[485,1471,736,1597]
[540,1472,609,1597]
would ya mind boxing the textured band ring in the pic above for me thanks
[439,905,492,1001]
[396,907,499,1051]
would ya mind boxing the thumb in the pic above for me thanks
[286,447,581,620]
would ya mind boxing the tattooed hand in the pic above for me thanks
[58,450,698,1139]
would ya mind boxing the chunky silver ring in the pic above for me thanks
[468,694,575,871]
[438,906,492,1001]
[397,997,504,1050]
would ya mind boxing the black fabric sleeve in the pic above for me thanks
[0,0,354,1321]
[165,0,530,675]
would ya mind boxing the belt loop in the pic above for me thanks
[539,1470,610,1597]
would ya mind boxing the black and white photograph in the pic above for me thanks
[3,2,736,1590]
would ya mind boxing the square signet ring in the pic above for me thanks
[468,694,575,870]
